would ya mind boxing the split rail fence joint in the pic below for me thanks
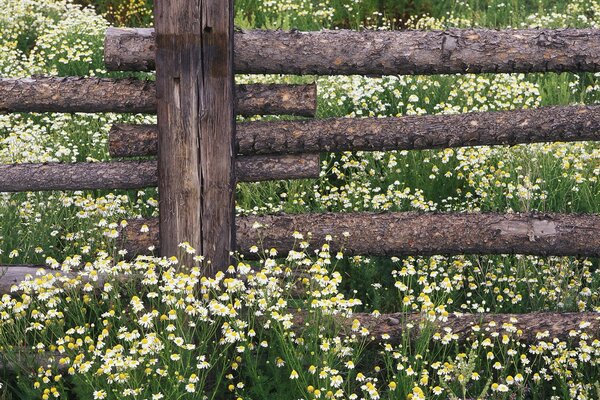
[1,26,600,262]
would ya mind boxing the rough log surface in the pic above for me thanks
[236,154,320,182]
[2,311,597,373]
[0,78,316,117]
[322,311,600,344]
[0,77,155,113]
[110,124,158,157]
[0,161,157,192]
[0,266,46,294]
[109,105,600,157]
[122,212,600,257]
[0,156,319,192]
[236,83,317,117]
[105,27,600,74]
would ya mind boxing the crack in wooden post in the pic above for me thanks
[155,0,235,273]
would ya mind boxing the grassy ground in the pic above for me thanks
[0,0,599,399]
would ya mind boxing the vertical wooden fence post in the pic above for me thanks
[154,0,236,273]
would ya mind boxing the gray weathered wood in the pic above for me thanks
[105,27,600,74]
[122,212,600,257]
[0,78,316,116]
[0,156,320,192]
[155,0,235,271]
[109,105,600,157]
[0,266,46,294]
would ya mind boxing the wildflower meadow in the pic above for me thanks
[0,0,599,399]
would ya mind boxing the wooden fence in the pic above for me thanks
[1,1,600,344]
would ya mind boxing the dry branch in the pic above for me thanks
[0,78,316,117]
[122,212,600,257]
[109,105,600,157]
[105,27,600,74]
[0,156,320,192]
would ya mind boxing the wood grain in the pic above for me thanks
[154,0,235,272]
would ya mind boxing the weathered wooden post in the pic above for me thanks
[154,0,235,272]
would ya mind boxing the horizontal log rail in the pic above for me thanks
[0,266,115,294]
[0,156,320,192]
[121,212,600,257]
[0,78,317,117]
[2,268,598,344]
[0,311,596,375]
[324,311,600,344]
[109,105,600,157]
[0,265,46,294]
[105,27,600,75]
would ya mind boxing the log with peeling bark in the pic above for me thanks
[236,154,320,182]
[109,105,600,158]
[105,27,600,74]
[0,78,317,117]
[311,311,600,344]
[0,265,115,294]
[121,212,600,257]
[0,156,320,192]
[0,265,47,294]
[1,267,598,344]
[1,311,597,374]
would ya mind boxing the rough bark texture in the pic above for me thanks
[122,212,600,257]
[308,311,600,344]
[0,266,45,294]
[2,311,597,373]
[0,161,158,192]
[104,27,157,71]
[105,27,600,75]
[0,78,316,117]
[235,83,317,117]
[236,154,320,182]
[0,77,155,113]
[110,124,159,157]
[109,105,600,157]
[0,156,319,192]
